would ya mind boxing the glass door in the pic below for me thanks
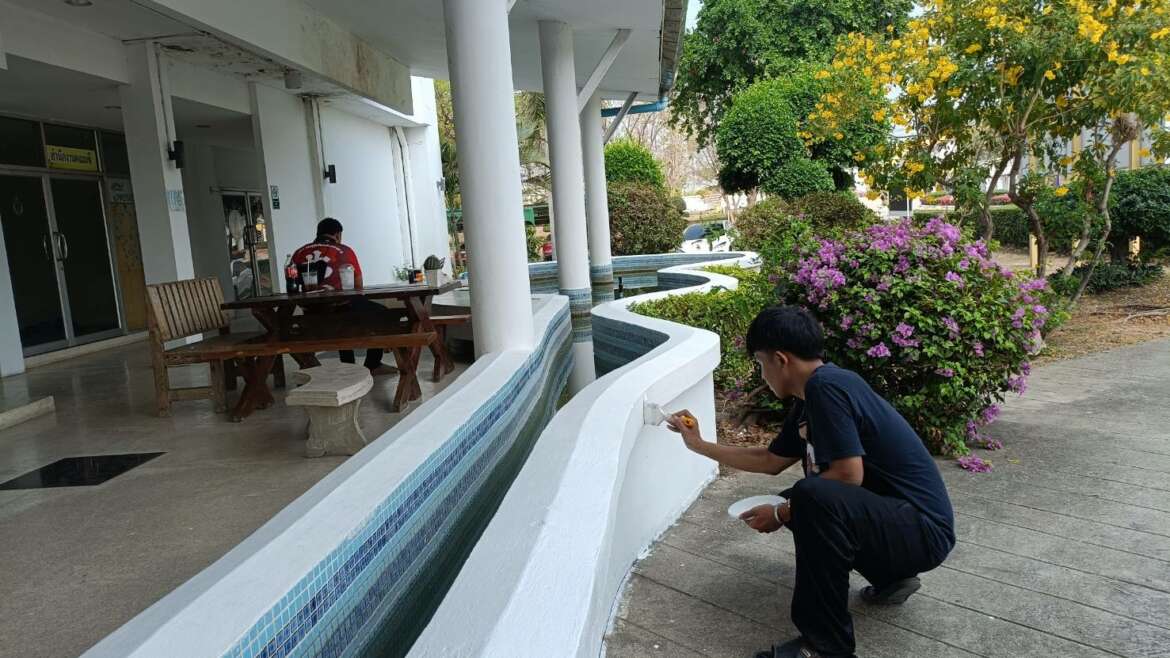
[221,192,272,299]
[248,193,273,296]
[47,177,121,341]
[0,174,68,351]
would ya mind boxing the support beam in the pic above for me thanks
[581,92,614,305]
[444,0,534,355]
[120,42,194,285]
[540,20,596,391]
[577,29,631,112]
[603,92,639,144]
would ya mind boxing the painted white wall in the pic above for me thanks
[120,42,195,285]
[0,226,25,376]
[167,58,251,116]
[318,105,406,284]
[412,253,762,658]
[250,84,319,291]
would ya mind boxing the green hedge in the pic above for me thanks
[604,139,666,189]
[607,182,686,255]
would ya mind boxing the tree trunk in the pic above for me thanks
[1019,200,1048,277]
[986,151,1012,242]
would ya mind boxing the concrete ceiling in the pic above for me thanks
[300,0,669,99]
[0,55,124,130]
[4,0,193,41]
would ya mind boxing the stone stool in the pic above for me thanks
[286,363,373,458]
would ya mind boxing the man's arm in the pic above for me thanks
[819,456,864,486]
[666,410,800,475]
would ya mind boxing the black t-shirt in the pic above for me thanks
[769,363,955,554]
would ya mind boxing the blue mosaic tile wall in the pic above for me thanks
[593,313,669,377]
[222,304,572,658]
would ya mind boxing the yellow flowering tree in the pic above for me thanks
[808,0,1170,283]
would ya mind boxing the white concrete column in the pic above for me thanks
[119,42,194,284]
[581,92,614,305]
[444,0,534,355]
[539,20,596,391]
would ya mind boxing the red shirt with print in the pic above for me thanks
[291,237,363,290]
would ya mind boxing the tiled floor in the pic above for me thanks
[0,341,465,658]
[606,338,1170,658]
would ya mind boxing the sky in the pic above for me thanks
[686,1,702,30]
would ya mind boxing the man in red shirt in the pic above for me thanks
[292,218,395,375]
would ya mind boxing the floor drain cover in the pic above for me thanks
[0,453,164,490]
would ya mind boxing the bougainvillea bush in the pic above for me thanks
[778,217,1061,455]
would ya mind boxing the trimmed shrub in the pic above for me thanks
[604,139,666,189]
[715,80,805,194]
[731,199,817,271]
[607,182,687,255]
[1049,261,1163,295]
[630,267,775,394]
[763,158,835,200]
[671,195,688,214]
[778,218,1059,455]
[786,191,878,232]
[1112,166,1170,251]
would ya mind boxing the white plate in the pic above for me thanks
[727,495,786,519]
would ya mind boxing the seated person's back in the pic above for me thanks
[291,217,362,291]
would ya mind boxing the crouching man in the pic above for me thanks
[667,306,955,658]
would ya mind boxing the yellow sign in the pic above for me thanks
[45,145,98,172]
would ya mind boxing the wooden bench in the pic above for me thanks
[146,277,273,417]
[182,327,438,420]
[286,363,373,457]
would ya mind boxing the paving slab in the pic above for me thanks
[606,338,1170,658]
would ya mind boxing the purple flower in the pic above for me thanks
[957,455,993,473]
[973,340,985,357]
[895,323,915,337]
[1007,375,1028,394]
[966,420,980,438]
[943,317,960,337]
[1020,278,1048,292]
[864,293,876,303]
[894,256,911,274]
[958,258,971,271]
[840,315,855,330]
[1020,361,1032,376]
[846,337,863,349]
[981,404,1000,424]
[877,279,891,292]
[1033,304,1048,315]
[1011,307,1027,329]
[945,271,963,285]
[935,367,955,377]
[981,437,1004,451]
[867,342,892,358]
[849,259,860,269]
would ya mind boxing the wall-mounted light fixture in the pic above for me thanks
[323,164,337,184]
[168,140,186,169]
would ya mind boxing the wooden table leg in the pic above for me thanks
[230,355,276,422]
[406,296,455,382]
[390,347,422,412]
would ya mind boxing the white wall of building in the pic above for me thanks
[250,84,320,292]
[318,105,407,284]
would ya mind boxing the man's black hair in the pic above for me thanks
[745,306,825,360]
[317,217,344,238]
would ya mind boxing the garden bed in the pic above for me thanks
[1037,271,1170,363]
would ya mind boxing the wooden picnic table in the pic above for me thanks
[219,281,461,420]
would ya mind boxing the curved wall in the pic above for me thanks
[413,252,759,657]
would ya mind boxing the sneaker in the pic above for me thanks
[754,637,827,658]
[860,576,921,605]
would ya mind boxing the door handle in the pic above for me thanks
[55,232,69,261]
[42,234,53,262]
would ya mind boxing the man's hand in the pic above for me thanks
[739,504,783,533]
[665,410,705,453]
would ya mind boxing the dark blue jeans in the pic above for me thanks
[781,477,950,657]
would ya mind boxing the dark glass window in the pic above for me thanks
[100,132,130,174]
[43,123,96,151]
[0,116,45,167]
